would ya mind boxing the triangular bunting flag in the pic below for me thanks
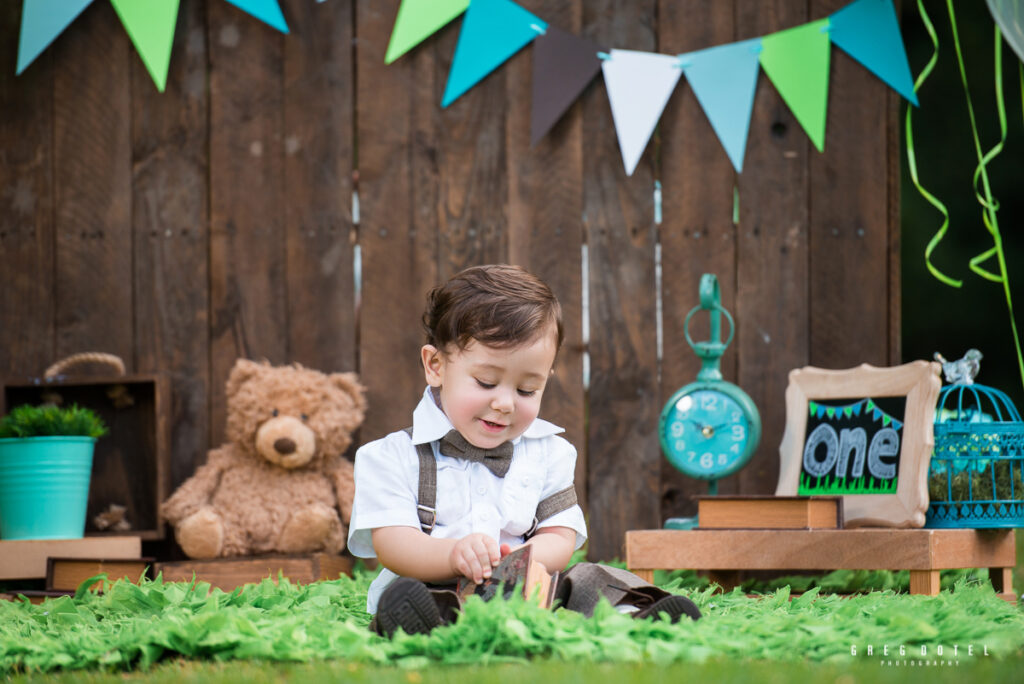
[882,414,891,427]
[223,0,288,33]
[852,401,863,417]
[830,0,918,105]
[809,401,818,416]
[817,405,826,418]
[826,407,835,419]
[442,0,546,107]
[602,49,683,176]
[111,0,180,92]
[760,18,830,152]
[873,409,882,421]
[679,39,761,172]
[844,406,853,418]
[892,419,902,430]
[865,399,875,412]
[385,0,469,64]
[531,24,603,145]
[16,0,95,74]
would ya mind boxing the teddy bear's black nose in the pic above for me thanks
[274,437,297,455]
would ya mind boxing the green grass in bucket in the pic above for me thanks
[0,404,108,440]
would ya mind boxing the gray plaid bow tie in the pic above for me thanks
[438,429,514,477]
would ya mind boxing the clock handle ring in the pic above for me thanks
[683,303,735,353]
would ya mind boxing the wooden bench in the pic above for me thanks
[626,528,1017,601]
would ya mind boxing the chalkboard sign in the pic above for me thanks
[798,396,907,496]
[776,362,941,528]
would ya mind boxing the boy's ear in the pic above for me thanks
[421,345,443,387]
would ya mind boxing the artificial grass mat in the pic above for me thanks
[2,561,1022,676]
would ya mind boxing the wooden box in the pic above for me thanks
[46,556,154,591]
[3,374,170,540]
[697,495,843,529]
[0,536,143,580]
[154,554,353,592]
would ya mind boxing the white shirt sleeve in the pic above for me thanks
[535,436,588,550]
[347,431,422,558]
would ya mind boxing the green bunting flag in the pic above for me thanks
[385,0,469,64]
[808,401,818,416]
[111,0,180,92]
[759,18,831,152]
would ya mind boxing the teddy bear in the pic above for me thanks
[161,359,366,558]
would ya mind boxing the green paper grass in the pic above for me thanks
[1,564,1022,675]
[0,404,107,440]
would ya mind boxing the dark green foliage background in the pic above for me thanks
[900,0,1024,405]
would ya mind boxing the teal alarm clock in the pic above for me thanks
[659,274,761,494]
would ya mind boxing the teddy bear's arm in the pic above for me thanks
[327,457,356,525]
[160,445,236,524]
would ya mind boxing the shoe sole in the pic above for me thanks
[636,594,702,622]
[376,578,443,637]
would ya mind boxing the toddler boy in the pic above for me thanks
[348,264,700,636]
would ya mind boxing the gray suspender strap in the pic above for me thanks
[525,485,578,539]
[403,427,578,537]
[403,427,437,533]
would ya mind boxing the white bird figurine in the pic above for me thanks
[933,349,983,385]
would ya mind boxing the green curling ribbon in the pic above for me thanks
[907,0,961,288]
[947,0,1024,392]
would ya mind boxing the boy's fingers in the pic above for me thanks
[499,543,511,558]
[485,538,501,565]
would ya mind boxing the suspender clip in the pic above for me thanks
[417,504,437,532]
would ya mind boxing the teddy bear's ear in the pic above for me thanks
[226,359,265,396]
[331,372,368,413]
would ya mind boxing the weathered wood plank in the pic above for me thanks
[283,0,356,374]
[809,0,891,370]
[657,0,741,520]
[735,0,810,497]
[356,0,440,441]
[507,0,586,506]
[207,2,288,442]
[582,0,660,560]
[52,1,133,363]
[436,13,508,273]
[0,0,54,375]
[132,0,210,488]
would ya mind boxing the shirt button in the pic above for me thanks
[477,485,487,496]
[521,477,530,486]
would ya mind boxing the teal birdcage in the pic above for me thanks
[925,383,1024,528]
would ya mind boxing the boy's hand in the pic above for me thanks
[449,533,500,583]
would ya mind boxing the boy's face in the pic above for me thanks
[421,325,558,449]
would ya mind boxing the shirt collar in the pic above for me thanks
[410,386,564,446]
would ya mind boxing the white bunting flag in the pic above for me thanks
[601,49,683,176]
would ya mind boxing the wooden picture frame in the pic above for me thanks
[775,361,941,528]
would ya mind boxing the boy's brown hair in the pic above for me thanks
[423,264,563,353]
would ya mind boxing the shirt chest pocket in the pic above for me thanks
[500,469,544,536]
[433,461,471,527]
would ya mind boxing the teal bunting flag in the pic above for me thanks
[830,0,918,105]
[442,0,546,107]
[223,0,289,33]
[16,0,95,75]
[679,39,762,173]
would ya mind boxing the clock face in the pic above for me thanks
[662,389,752,477]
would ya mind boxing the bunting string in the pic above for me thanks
[807,399,904,431]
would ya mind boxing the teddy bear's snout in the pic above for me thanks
[255,415,317,468]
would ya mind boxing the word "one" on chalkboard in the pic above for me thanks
[798,397,907,496]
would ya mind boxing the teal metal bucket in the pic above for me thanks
[0,436,95,540]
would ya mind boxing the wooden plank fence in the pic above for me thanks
[0,0,899,560]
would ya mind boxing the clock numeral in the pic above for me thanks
[687,451,697,463]
[700,394,718,412]
[732,411,741,422]
[670,421,685,438]
[674,439,686,453]
[732,425,746,441]
[700,452,714,469]
[730,443,740,454]
[718,453,728,465]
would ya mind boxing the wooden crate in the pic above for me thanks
[155,554,353,592]
[0,536,142,580]
[3,374,170,540]
[47,556,154,591]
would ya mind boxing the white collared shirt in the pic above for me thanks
[348,386,588,613]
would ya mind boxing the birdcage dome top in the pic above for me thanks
[936,383,1022,424]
